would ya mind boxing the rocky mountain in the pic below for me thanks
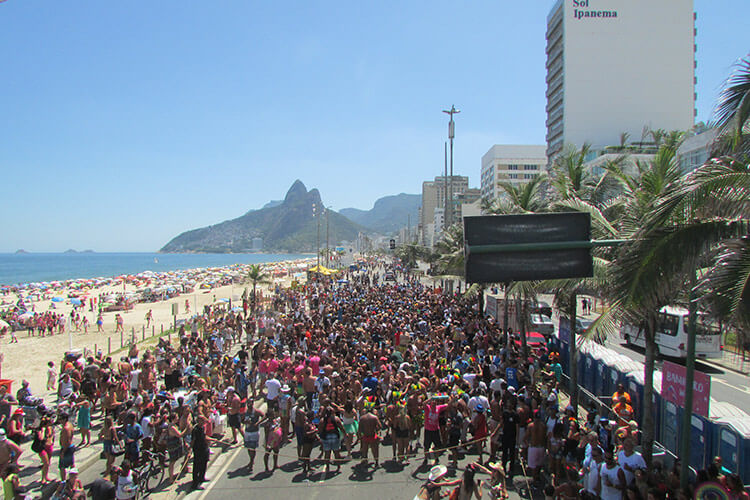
[340,193,421,235]
[160,180,365,253]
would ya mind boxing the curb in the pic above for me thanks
[702,359,750,377]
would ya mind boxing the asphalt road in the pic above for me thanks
[183,440,534,500]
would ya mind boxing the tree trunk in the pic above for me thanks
[569,294,579,413]
[642,316,657,466]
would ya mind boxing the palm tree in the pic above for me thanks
[487,174,548,215]
[245,264,271,315]
[713,54,750,152]
[395,243,425,275]
[433,223,464,276]
[545,144,622,411]
[602,141,689,465]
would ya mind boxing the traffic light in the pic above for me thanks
[389,239,396,250]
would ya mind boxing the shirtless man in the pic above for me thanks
[227,388,242,444]
[302,368,317,408]
[59,412,75,481]
[358,404,382,468]
[0,429,22,477]
[525,410,547,482]
[384,399,398,458]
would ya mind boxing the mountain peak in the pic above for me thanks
[284,180,308,202]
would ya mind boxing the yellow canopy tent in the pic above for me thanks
[307,265,338,276]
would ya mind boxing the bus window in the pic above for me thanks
[658,313,679,336]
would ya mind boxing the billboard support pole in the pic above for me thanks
[680,272,698,490]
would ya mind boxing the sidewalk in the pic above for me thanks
[704,348,750,376]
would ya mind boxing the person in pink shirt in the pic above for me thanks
[423,395,451,466]
[307,353,320,376]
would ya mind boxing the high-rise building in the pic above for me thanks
[419,176,470,245]
[481,145,548,203]
[546,0,696,161]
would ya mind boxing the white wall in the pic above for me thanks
[562,0,695,149]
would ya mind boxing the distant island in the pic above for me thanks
[14,249,29,254]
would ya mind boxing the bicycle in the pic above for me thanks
[134,449,167,497]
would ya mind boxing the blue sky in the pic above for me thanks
[1,1,748,252]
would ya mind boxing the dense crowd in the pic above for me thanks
[0,260,746,500]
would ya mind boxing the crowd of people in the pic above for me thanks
[0,259,746,500]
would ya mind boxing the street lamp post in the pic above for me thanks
[442,105,460,228]
[313,203,320,270]
[325,207,330,268]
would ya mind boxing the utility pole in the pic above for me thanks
[444,142,448,232]
[325,207,330,268]
[443,105,460,228]
[313,203,320,270]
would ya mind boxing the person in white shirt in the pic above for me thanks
[129,363,141,392]
[616,438,646,486]
[599,450,626,500]
[265,375,282,410]
[583,446,604,497]
[468,390,490,417]
[115,461,137,500]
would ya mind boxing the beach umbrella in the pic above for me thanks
[70,298,82,306]
[51,297,64,302]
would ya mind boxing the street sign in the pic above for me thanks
[464,213,593,283]
[389,239,396,250]
[662,360,711,418]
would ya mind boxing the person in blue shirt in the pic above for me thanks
[124,412,143,464]
[362,371,379,393]
[454,357,469,374]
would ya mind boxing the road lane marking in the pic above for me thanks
[192,445,244,500]
[713,379,750,394]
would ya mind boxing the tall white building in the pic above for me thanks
[481,145,547,203]
[420,176,469,245]
[546,0,696,161]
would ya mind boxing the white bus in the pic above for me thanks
[620,305,723,359]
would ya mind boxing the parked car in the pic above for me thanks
[530,314,555,336]
[384,272,396,281]
[513,331,546,348]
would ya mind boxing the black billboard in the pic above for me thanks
[463,212,593,283]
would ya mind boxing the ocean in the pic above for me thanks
[0,253,313,286]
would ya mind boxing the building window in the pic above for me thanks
[524,165,538,170]
[508,165,519,170]
[509,174,519,179]
[524,174,535,179]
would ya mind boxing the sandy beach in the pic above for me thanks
[0,258,313,395]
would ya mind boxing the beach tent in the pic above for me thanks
[307,265,338,276]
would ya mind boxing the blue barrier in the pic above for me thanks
[551,329,750,481]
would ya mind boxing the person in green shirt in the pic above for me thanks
[3,464,21,500]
